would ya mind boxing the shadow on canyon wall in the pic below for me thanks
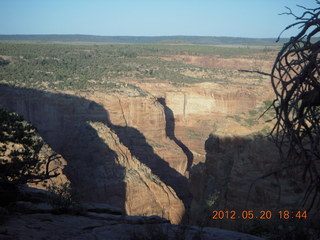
[113,125,191,206]
[0,84,190,214]
[188,134,316,229]
[0,84,127,209]
[157,97,194,172]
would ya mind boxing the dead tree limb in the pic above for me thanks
[271,2,320,210]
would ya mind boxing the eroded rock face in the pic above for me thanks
[134,81,274,165]
[82,92,189,177]
[0,82,279,226]
[89,122,185,224]
[0,84,185,224]
[189,134,309,228]
[164,89,257,117]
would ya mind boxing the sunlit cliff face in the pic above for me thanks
[0,76,276,225]
[0,44,278,225]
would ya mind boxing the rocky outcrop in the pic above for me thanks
[0,81,281,226]
[1,214,264,240]
[0,194,263,240]
[189,134,310,229]
[82,92,189,176]
[0,84,185,224]
[89,122,184,224]
[134,81,274,165]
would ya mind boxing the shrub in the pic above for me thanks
[47,182,78,210]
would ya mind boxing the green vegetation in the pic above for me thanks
[0,42,273,92]
[226,101,275,133]
[263,99,273,108]
[248,109,258,116]
[260,126,271,135]
[0,109,60,206]
[186,129,203,137]
[0,34,289,45]
[47,182,79,210]
[244,118,259,127]
[0,57,10,66]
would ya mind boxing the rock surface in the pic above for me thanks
[0,80,276,225]
[0,209,264,240]
[134,81,274,165]
[189,134,311,229]
[0,84,185,224]
[89,121,185,224]
[1,187,263,239]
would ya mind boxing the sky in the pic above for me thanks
[0,0,318,38]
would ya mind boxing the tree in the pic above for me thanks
[270,2,320,210]
[0,108,60,205]
[0,57,10,66]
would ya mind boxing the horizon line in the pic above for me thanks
[0,33,287,39]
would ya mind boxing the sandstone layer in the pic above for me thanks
[0,76,275,223]
[0,75,277,225]
[134,81,274,165]
[189,134,312,229]
[0,84,185,224]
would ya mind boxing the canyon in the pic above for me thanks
[0,75,287,225]
[1,43,316,239]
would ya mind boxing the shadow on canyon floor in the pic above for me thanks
[0,84,190,215]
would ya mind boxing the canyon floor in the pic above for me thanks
[1,42,318,239]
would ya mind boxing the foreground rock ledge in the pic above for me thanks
[0,212,263,240]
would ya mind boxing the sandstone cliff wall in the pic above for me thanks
[0,83,278,225]
[0,84,185,223]
[82,93,188,176]
[189,134,309,228]
[165,89,257,118]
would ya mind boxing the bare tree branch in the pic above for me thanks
[270,2,320,210]
[238,69,279,79]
